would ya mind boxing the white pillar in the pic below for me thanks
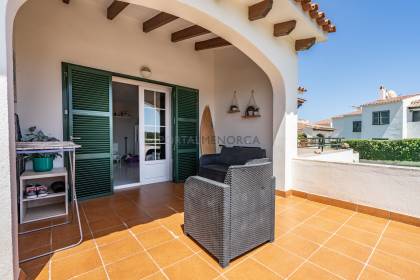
[272,66,298,191]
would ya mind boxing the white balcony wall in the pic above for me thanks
[293,158,420,218]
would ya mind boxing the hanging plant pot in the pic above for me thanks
[227,91,241,113]
[33,156,54,172]
[243,90,261,118]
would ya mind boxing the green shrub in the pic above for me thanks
[345,139,420,161]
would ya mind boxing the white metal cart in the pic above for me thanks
[16,141,82,263]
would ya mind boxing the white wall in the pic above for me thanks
[13,0,216,168]
[300,149,358,163]
[331,115,362,139]
[293,159,420,218]
[214,48,273,156]
[407,121,420,138]
[361,102,403,140]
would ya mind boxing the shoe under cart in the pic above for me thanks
[16,141,81,263]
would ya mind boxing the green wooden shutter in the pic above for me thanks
[63,64,113,200]
[172,86,199,182]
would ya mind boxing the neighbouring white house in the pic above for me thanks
[331,86,420,140]
[297,119,335,137]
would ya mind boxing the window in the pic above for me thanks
[372,110,390,125]
[413,111,420,122]
[352,121,362,132]
[144,90,166,161]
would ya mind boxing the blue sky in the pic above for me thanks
[298,1,420,122]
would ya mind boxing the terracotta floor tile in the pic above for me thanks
[369,250,420,279]
[73,267,108,279]
[377,236,420,263]
[51,236,96,261]
[383,223,420,247]
[289,262,340,280]
[309,248,364,279]
[143,272,168,280]
[275,233,320,258]
[19,220,52,232]
[278,209,311,221]
[114,205,150,221]
[23,263,50,280]
[125,216,161,235]
[98,236,143,265]
[254,243,305,277]
[164,255,219,280]
[148,239,193,267]
[336,225,380,247]
[158,212,184,226]
[88,215,124,233]
[303,216,342,233]
[346,215,387,234]
[163,222,185,236]
[387,220,420,236]
[19,230,51,253]
[324,235,373,262]
[20,183,420,280]
[178,234,204,253]
[292,224,333,244]
[359,266,401,280]
[316,208,353,224]
[136,226,174,249]
[19,245,52,262]
[275,216,302,233]
[106,251,159,280]
[224,258,280,280]
[50,248,102,280]
[93,225,131,246]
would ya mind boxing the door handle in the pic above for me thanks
[70,136,81,140]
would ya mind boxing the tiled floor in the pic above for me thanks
[19,182,420,280]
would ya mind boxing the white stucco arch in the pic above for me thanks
[1,0,298,277]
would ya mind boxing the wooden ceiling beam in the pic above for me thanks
[171,25,210,42]
[107,1,129,20]
[295,37,316,51]
[143,12,178,33]
[248,0,273,21]
[273,20,297,37]
[195,37,231,51]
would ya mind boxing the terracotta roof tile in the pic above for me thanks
[361,94,420,107]
[331,109,362,119]
[409,99,420,109]
[294,0,336,33]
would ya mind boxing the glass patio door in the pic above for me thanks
[139,85,172,184]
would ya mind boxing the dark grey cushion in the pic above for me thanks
[199,146,267,182]
[199,164,229,183]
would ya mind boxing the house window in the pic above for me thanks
[144,90,166,161]
[352,121,362,132]
[413,111,420,122]
[372,110,390,125]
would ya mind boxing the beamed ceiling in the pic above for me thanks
[64,0,335,52]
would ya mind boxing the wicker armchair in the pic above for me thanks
[184,161,275,268]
